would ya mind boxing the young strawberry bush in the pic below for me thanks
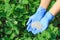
[0,0,60,40]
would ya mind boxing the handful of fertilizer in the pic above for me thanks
[31,21,42,30]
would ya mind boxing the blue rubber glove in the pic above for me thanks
[31,12,54,34]
[26,6,46,32]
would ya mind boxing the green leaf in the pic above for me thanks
[4,0,10,3]
[15,38,19,40]
[0,21,2,25]
[41,31,51,39]
[22,20,26,26]
[24,37,32,40]
[6,4,15,17]
[13,26,19,34]
[10,33,16,39]
[22,0,28,4]
[6,21,14,27]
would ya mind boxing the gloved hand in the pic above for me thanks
[26,6,46,32]
[31,12,54,34]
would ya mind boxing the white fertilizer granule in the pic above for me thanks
[31,21,42,30]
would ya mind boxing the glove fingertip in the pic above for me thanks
[27,25,30,31]
[26,18,32,25]
[32,31,37,35]
[32,28,37,34]
[26,22,29,25]
[27,24,32,32]
[28,28,32,32]
[27,26,29,31]
[40,26,48,32]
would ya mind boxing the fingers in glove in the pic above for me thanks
[27,24,32,32]
[26,18,32,25]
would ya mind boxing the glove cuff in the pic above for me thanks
[36,6,46,14]
[44,12,54,21]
